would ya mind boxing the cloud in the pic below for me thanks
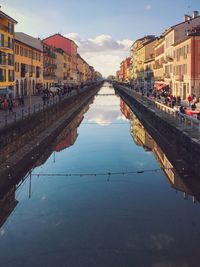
[65,33,133,77]
[145,4,152,11]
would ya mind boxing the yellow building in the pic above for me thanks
[55,48,71,85]
[0,9,17,96]
[14,32,43,97]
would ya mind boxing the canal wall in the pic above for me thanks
[0,85,101,165]
[0,84,101,187]
[114,84,200,178]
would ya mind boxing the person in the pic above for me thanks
[177,96,181,106]
[42,93,46,105]
[191,102,197,110]
[180,105,186,114]
[8,98,13,113]
[187,95,192,106]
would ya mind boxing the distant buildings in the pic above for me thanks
[0,7,100,98]
[116,11,200,100]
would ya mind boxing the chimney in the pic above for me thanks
[192,11,199,19]
[184,14,191,22]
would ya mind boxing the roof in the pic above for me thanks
[43,33,78,48]
[0,10,17,24]
[162,15,200,37]
[15,32,43,51]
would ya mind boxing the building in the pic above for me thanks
[130,36,155,88]
[54,48,71,85]
[43,34,78,84]
[0,8,17,96]
[42,42,57,89]
[153,36,166,91]
[172,27,200,99]
[162,11,200,94]
[14,32,43,97]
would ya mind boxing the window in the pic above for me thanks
[0,69,6,82]
[8,70,14,82]
[0,34,5,47]
[8,22,14,34]
[20,46,23,56]
[8,54,14,66]
[36,66,40,78]
[15,45,19,55]
[0,52,6,65]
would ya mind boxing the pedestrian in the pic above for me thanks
[42,93,46,105]
[187,95,192,106]
[191,102,197,110]
[8,98,13,113]
[177,96,181,106]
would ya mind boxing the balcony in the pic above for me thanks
[165,56,174,63]
[0,42,13,51]
[45,62,57,69]
[175,75,184,81]
[43,48,56,59]
[164,73,171,79]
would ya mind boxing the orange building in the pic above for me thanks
[172,27,200,99]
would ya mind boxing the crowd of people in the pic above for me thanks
[116,82,200,119]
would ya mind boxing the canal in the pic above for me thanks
[0,82,200,266]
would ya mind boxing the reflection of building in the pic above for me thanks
[120,99,131,119]
[0,186,18,228]
[130,113,154,151]
[54,129,78,152]
[124,99,200,203]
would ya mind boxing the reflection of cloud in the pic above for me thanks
[86,108,121,126]
[151,234,174,251]
[65,33,133,76]
[0,229,5,236]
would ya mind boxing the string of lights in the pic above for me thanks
[31,167,173,178]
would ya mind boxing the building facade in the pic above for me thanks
[43,34,78,84]
[42,42,57,89]
[0,9,17,96]
[14,32,43,97]
[172,28,200,99]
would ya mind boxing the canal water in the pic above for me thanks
[0,82,200,267]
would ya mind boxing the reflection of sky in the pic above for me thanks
[0,83,200,266]
[84,84,128,126]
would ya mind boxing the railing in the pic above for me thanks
[0,83,99,129]
[115,83,200,133]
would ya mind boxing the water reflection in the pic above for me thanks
[0,83,200,267]
[84,84,126,126]
[121,99,200,204]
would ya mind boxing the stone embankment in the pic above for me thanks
[114,84,200,178]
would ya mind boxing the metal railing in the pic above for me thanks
[116,84,200,133]
[0,84,96,129]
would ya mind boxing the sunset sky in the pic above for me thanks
[1,0,200,76]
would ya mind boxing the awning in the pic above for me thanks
[0,88,13,95]
[154,82,169,91]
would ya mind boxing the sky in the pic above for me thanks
[1,0,200,77]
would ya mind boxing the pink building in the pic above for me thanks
[43,34,78,83]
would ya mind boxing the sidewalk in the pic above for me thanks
[0,95,44,127]
[0,88,79,128]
